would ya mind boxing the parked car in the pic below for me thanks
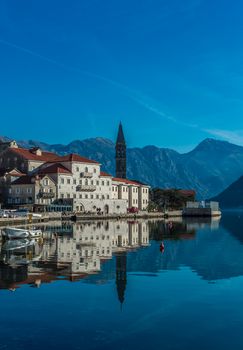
[0,210,10,218]
[127,207,139,213]
[12,209,30,217]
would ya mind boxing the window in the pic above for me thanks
[76,167,79,172]
[67,193,70,198]
[102,181,104,186]
[44,179,49,186]
[79,194,82,199]
[107,195,109,199]
[85,194,88,199]
[73,179,76,185]
[73,194,76,199]
[61,178,64,184]
[96,180,99,185]
[85,167,88,172]
[96,194,99,199]
[91,194,93,199]
[67,178,71,184]
[94,168,96,173]
[9,188,12,194]
[107,181,109,186]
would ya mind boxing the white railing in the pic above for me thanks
[80,172,93,178]
[76,185,96,192]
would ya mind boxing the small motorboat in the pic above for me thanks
[2,227,42,239]
[2,238,35,251]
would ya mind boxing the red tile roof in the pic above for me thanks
[100,171,112,177]
[178,190,196,196]
[9,147,99,165]
[51,153,99,164]
[12,174,47,185]
[38,163,72,175]
[112,177,141,186]
[0,169,26,177]
[10,147,61,162]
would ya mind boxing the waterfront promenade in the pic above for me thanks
[0,210,182,228]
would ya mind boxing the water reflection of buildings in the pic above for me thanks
[2,215,240,301]
[0,220,149,302]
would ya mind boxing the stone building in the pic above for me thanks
[1,124,150,213]
[0,145,61,174]
[0,169,25,206]
[8,174,57,207]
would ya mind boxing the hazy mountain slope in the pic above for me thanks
[181,138,243,198]
[211,176,243,208]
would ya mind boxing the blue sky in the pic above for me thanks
[0,0,243,151]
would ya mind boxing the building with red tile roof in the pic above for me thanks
[100,171,112,177]
[2,130,150,213]
[52,153,99,164]
[38,163,72,175]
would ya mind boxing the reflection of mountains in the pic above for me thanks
[1,216,243,295]
[87,218,243,283]
[220,211,243,244]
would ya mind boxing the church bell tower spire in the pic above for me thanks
[115,122,126,178]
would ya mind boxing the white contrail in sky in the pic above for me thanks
[0,38,201,132]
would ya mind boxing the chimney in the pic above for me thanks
[30,147,42,156]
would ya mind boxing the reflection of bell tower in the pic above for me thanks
[115,252,127,308]
[115,122,126,179]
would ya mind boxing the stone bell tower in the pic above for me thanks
[115,122,126,179]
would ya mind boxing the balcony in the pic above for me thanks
[76,185,96,192]
[80,172,93,178]
[39,191,55,199]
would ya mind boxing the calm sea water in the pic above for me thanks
[0,212,243,350]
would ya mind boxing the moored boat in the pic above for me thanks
[2,227,42,239]
[2,238,35,251]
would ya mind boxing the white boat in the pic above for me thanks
[2,239,35,251]
[2,227,42,239]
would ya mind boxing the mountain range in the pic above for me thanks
[1,136,243,199]
[211,175,243,208]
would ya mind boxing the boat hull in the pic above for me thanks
[2,227,42,239]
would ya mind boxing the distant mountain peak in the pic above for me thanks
[190,137,243,154]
